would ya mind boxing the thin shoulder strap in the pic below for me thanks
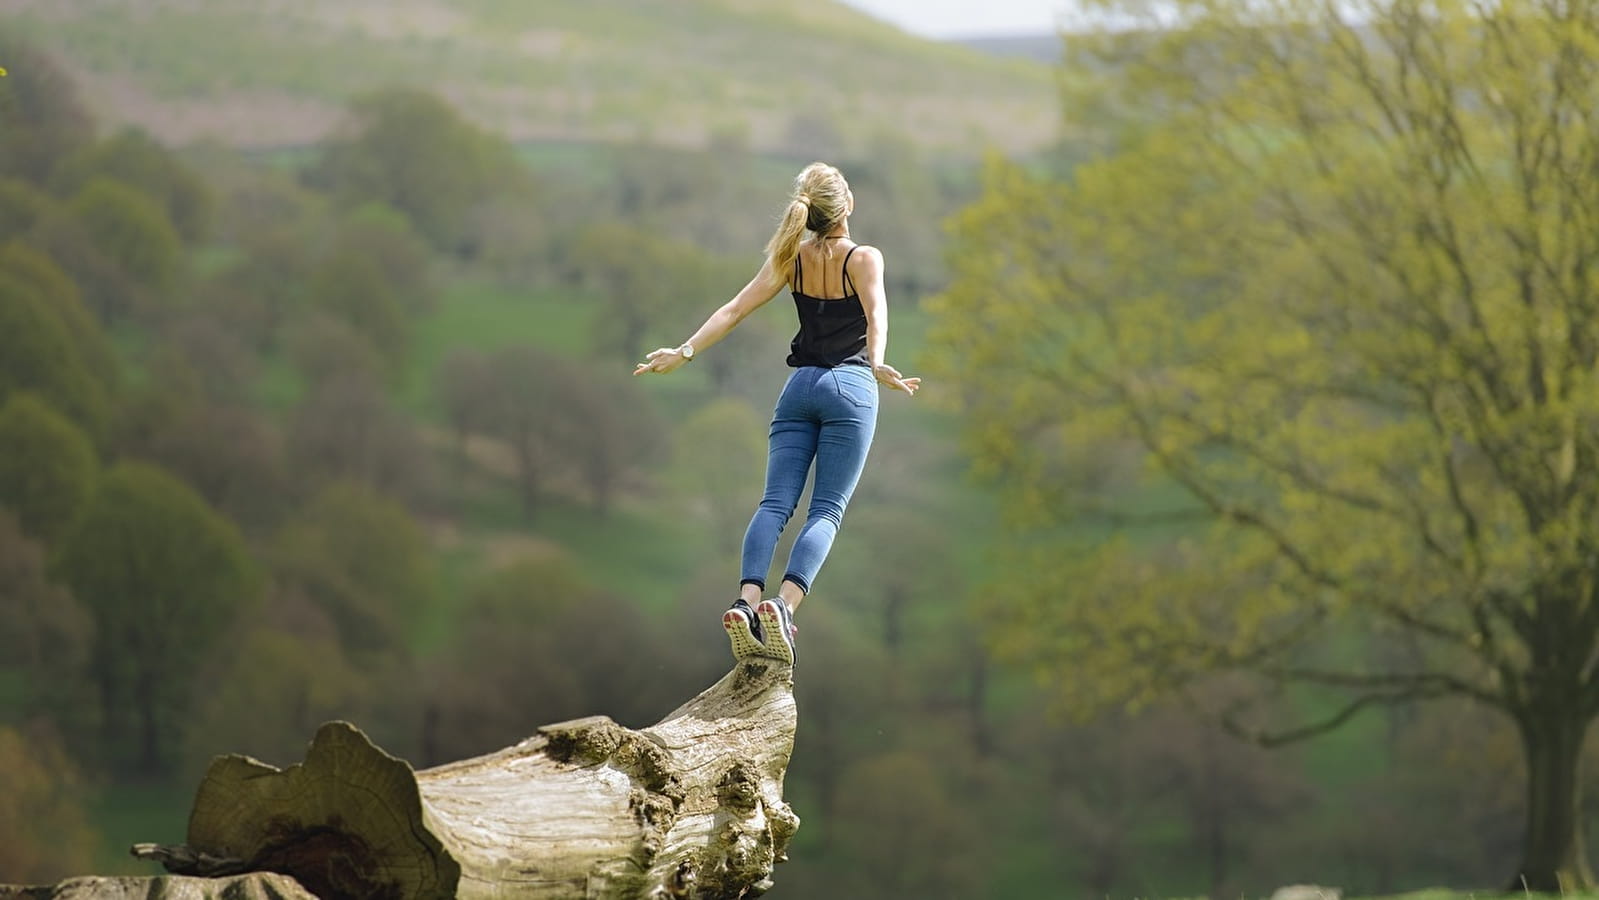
[840,244,860,296]
[794,251,804,293]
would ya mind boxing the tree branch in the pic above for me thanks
[1220,683,1457,747]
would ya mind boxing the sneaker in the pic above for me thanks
[723,598,766,660]
[755,598,797,666]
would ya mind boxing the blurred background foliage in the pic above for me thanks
[0,1,1595,897]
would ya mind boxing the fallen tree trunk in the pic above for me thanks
[0,873,318,900]
[84,658,798,900]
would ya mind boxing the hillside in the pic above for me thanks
[3,0,1057,156]
[959,34,1066,64]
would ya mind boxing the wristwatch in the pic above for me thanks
[677,342,696,361]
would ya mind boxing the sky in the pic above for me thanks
[839,0,1071,38]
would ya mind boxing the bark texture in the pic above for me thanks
[0,874,317,900]
[1514,708,1595,892]
[98,659,795,900]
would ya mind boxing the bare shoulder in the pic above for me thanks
[846,244,885,278]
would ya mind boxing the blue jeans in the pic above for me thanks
[740,365,878,594]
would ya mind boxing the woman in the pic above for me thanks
[634,161,919,666]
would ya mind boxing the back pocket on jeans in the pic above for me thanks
[831,369,877,409]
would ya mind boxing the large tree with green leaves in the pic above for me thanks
[270,482,436,657]
[0,272,109,435]
[50,128,213,243]
[0,392,97,543]
[66,176,184,294]
[0,242,118,393]
[929,0,1599,889]
[53,462,256,775]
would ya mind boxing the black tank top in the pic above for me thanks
[786,244,870,369]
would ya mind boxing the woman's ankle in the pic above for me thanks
[778,581,806,612]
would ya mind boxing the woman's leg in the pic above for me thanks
[777,579,806,612]
[779,367,878,604]
[740,373,820,595]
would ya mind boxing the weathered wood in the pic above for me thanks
[0,873,317,900]
[131,658,797,900]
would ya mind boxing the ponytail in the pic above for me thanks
[765,163,851,283]
[765,197,809,284]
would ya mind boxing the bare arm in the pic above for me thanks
[633,258,787,376]
[849,246,920,396]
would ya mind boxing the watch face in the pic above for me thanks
[681,345,695,359]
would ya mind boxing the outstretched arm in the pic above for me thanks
[851,246,920,396]
[634,258,787,376]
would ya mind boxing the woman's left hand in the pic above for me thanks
[874,363,921,396]
[634,347,690,376]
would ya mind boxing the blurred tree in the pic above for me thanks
[668,397,766,549]
[284,369,430,501]
[828,506,962,660]
[602,141,763,255]
[0,513,95,730]
[284,310,386,387]
[157,311,260,403]
[0,272,108,435]
[66,176,184,294]
[1145,691,1313,899]
[466,194,550,284]
[0,178,53,245]
[460,345,582,521]
[928,0,1599,888]
[0,242,119,391]
[828,751,986,898]
[0,391,97,543]
[270,482,436,657]
[1030,711,1188,897]
[332,204,434,316]
[442,345,658,521]
[26,210,142,326]
[0,36,93,184]
[203,227,318,353]
[50,128,213,243]
[694,253,782,393]
[422,553,689,764]
[843,134,951,301]
[181,140,326,243]
[302,245,410,377]
[182,628,381,770]
[437,348,496,473]
[562,367,658,516]
[0,722,99,883]
[568,222,703,365]
[305,88,534,257]
[53,461,257,775]
[114,357,290,533]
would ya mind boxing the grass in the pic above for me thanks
[401,277,597,417]
[86,778,192,875]
[1362,894,1599,900]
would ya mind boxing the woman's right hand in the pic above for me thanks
[874,363,920,396]
[634,347,690,376]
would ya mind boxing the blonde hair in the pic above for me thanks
[765,162,851,281]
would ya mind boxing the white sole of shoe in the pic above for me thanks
[754,600,795,666]
[723,608,766,660]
